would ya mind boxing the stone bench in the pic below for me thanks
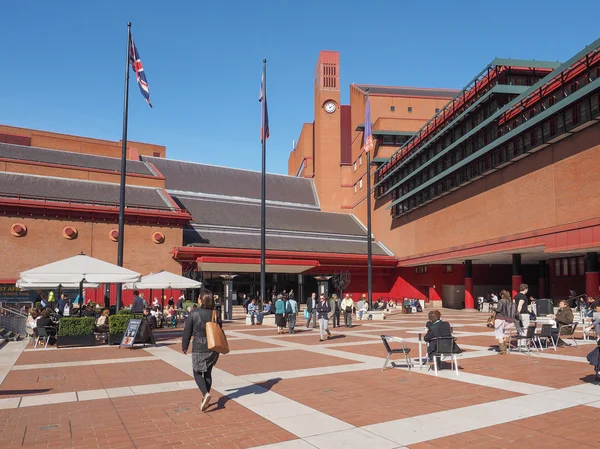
[358,310,386,320]
[245,313,298,326]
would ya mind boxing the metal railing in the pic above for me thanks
[0,305,27,338]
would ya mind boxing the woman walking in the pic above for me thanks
[494,289,519,355]
[182,289,220,412]
[316,294,332,342]
[275,294,287,334]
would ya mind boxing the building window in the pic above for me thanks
[359,178,363,189]
[382,135,394,145]
[408,107,413,113]
[353,162,357,172]
[578,257,585,276]
[390,105,395,112]
[569,258,577,276]
[562,258,569,276]
[554,259,561,277]
[444,264,453,273]
[415,265,428,274]
[359,155,363,166]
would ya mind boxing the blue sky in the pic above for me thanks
[1,1,598,174]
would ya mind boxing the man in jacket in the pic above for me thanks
[424,310,457,365]
[306,292,317,328]
[286,294,298,333]
[552,300,574,346]
[341,294,354,328]
[131,290,145,314]
[329,294,341,328]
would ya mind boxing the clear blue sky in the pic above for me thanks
[1,1,598,174]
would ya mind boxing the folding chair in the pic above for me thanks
[558,323,579,348]
[431,337,460,376]
[34,326,54,349]
[535,324,555,351]
[381,335,412,372]
[512,323,538,355]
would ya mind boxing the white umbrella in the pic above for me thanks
[124,270,201,290]
[16,280,100,290]
[18,254,141,285]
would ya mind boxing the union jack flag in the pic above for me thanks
[129,35,152,108]
[363,94,374,153]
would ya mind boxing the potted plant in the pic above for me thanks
[109,313,142,344]
[57,317,96,348]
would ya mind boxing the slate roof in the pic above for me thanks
[354,85,458,98]
[0,172,173,210]
[183,227,388,256]
[172,195,365,236]
[0,142,154,176]
[143,156,318,206]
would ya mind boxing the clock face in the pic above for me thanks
[324,101,337,114]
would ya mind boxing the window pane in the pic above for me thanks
[554,259,561,277]
[562,259,569,276]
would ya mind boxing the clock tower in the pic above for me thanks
[313,51,342,212]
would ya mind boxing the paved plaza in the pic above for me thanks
[1,309,600,449]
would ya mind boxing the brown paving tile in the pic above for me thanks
[217,349,358,376]
[0,390,295,449]
[266,368,521,427]
[0,360,190,398]
[458,352,593,388]
[452,326,494,333]
[360,329,421,339]
[228,338,279,351]
[276,333,368,346]
[409,405,600,449]
[16,346,153,365]
[453,335,498,347]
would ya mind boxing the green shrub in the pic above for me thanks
[117,308,132,314]
[34,302,42,309]
[109,314,143,334]
[58,317,96,336]
[181,300,195,311]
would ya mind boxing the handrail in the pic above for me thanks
[0,305,27,318]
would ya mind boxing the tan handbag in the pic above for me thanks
[206,309,230,354]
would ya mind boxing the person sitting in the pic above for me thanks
[263,300,273,315]
[584,305,600,340]
[248,299,263,325]
[551,300,574,347]
[152,297,160,310]
[95,309,110,333]
[143,307,157,329]
[424,310,459,367]
[36,309,57,338]
[374,299,384,310]
[82,305,96,317]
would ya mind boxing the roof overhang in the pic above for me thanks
[197,256,318,274]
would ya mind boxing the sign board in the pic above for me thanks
[120,319,142,348]
[0,285,36,303]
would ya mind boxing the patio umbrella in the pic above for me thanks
[124,270,201,310]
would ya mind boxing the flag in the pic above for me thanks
[259,70,269,142]
[129,35,152,107]
[363,94,374,153]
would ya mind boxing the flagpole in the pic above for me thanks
[115,22,131,312]
[260,59,267,307]
[365,89,373,310]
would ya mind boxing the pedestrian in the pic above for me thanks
[329,294,341,328]
[286,293,298,333]
[182,289,220,412]
[494,289,519,355]
[316,294,331,342]
[131,290,144,313]
[341,293,354,327]
[275,294,287,334]
[514,283,530,328]
[306,292,317,328]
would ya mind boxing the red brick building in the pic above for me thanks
[289,40,600,307]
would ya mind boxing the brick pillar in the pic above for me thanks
[538,260,546,298]
[512,254,522,298]
[586,252,599,298]
[464,260,474,309]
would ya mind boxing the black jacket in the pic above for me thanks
[495,298,519,322]
[307,297,317,312]
[182,308,215,354]
[315,300,331,319]
[424,320,454,357]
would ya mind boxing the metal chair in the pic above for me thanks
[512,323,539,355]
[558,322,579,348]
[381,336,412,372]
[34,326,54,349]
[535,324,555,351]
[430,336,460,376]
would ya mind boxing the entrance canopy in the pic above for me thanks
[124,270,202,290]
[16,280,100,290]
[196,256,319,274]
[18,254,141,285]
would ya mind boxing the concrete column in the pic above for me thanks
[512,254,522,298]
[224,280,233,321]
[538,260,547,298]
[464,260,474,309]
[586,252,599,298]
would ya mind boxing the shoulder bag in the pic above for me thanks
[206,309,230,354]
[486,310,497,328]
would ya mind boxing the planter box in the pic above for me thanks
[57,334,96,348]
[109,333,124,345]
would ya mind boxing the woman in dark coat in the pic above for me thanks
[182,289,219,412]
